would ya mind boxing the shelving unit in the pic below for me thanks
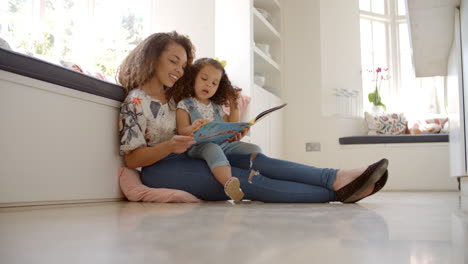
[252,0,282,95]
[215,0,284,158]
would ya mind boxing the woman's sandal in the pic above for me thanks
[336,158,389,203]
[224,177,245,202]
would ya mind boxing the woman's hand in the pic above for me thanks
[191,119,210,133]
[226,127,250,142]
[168,135,196,154]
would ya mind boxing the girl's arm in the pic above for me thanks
[177,109,195,136]
[124,135,195,168]
[225,100,240,122]
[176,109,209,136]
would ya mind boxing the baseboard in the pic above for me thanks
[0,198,125,208]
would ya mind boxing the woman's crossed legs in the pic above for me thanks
[141,153,337,203]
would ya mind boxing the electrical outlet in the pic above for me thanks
[306,142,321,152]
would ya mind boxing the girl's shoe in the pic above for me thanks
[224,177,244,202]
[336,158,389,203]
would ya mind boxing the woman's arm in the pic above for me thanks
[124,135,196,168]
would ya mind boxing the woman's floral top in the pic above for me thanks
[119,89,176,156]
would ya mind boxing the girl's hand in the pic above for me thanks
[229,97,238,108]
[226,127,250,142]
[169,135,196,154]
[191,119,210,132]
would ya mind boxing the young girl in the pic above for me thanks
[173,58,262,201]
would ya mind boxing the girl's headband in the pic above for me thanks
[214,57,227,68]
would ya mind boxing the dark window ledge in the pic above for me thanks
[339,134,449,145]
[0,48,125,102]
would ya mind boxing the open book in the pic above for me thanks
[193,103,287,144]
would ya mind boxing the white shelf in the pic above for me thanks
[273,0,281,8]
[254,46,280,71]
[254,0,281,12]
[253,8,281,40]
[253,84,281,100]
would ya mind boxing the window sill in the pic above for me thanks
[0,48,125,102]
[339,134,449,145]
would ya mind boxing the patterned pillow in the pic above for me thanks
[408,117,449,134]
[365,112,408,135]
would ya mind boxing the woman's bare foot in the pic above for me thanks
[333,167,366,191]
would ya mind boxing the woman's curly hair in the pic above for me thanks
[168,58,241,108]
[117,31,195,96]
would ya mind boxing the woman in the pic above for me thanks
[118,31,388,203]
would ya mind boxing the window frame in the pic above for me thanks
[359,0,409,109]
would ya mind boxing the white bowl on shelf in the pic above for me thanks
[255,8,272,23]
[256,43,271,57]
[254,73,266,87]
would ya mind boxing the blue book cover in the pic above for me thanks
[193,103,287,144]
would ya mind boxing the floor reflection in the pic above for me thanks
[115,202,392,264]
[0,192,466,264]
[451,195,468,264]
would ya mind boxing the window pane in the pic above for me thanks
[399,23,412,91]
[42,0,80,61]
[360,18,373,95]
[372,21,389,104]
[3,0,150,82]
[359,0,371,12]
[92,0,149,77]
[360,18,389,110]
[2,0,35,51]
[397,0,407,16]
[372,21,388,69]
[371,0,386,15]
[360,18,372,63]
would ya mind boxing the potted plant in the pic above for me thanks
[367,67,390,112]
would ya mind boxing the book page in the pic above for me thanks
[253,103,287,123]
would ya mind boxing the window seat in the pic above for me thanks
[0,47,125,102]
[339,134,449,145]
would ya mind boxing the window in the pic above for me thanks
[359,0,446,118]
[1,0,152,82]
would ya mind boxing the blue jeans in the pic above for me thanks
[187,141,262,170]
[141,152,338,203]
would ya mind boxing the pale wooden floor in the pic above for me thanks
[0,192,467,264]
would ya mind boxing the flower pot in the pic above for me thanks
[371,105,384,114]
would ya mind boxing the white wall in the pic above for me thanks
[0,71,124,205]
[283,0,457,190]
[152,0,215,58]
[320,0,363,118]
[283,0,366,167]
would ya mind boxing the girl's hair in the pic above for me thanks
[168,58,241,107]
[117,31,195,96]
